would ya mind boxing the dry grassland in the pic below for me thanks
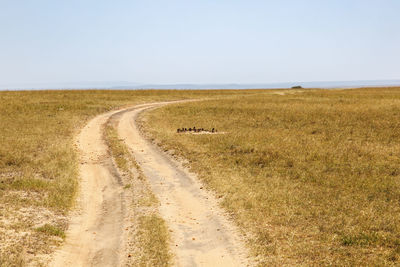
[143,87,400,266]
[0,89,253,266]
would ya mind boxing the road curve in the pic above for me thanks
[51,101,250,267]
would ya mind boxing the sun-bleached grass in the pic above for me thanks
[136,215,171,267]
[0,89,256,266]
[142,87,400,265]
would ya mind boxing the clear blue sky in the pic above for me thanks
[0,0,399,86]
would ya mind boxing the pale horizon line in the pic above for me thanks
[1,79,400,91]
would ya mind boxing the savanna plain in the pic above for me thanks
[0,89,249,266]
[143,87,400,266]
[1,88,400,266]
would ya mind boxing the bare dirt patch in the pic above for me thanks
[0,203,67,266]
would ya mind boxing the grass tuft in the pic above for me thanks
[137,215,171,267]
[36,224,66,239]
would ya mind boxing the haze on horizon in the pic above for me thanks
[1,0,399,88]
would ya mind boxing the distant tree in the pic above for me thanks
[291,85,303,89]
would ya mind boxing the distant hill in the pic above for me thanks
[1,80,400,91]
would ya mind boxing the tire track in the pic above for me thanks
[51,108,126,267]
[51,101,251,266]
[118,103,250,266]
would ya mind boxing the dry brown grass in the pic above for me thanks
[143,87,400,266]
[0,89,254,266]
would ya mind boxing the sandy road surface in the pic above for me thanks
[119,103,250,266]
[51,108,127,267]
[51,101,250,267]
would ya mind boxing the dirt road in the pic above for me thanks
[51,108,127,267]
[51,102,250,266]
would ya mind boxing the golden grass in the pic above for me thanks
[143,87,400,266]
[0,89,254,266]
[136,215,171,267]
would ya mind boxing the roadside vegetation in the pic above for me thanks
[142,87,400,266]
[0,89,253,266]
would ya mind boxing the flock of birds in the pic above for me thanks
[177,126,217,133]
